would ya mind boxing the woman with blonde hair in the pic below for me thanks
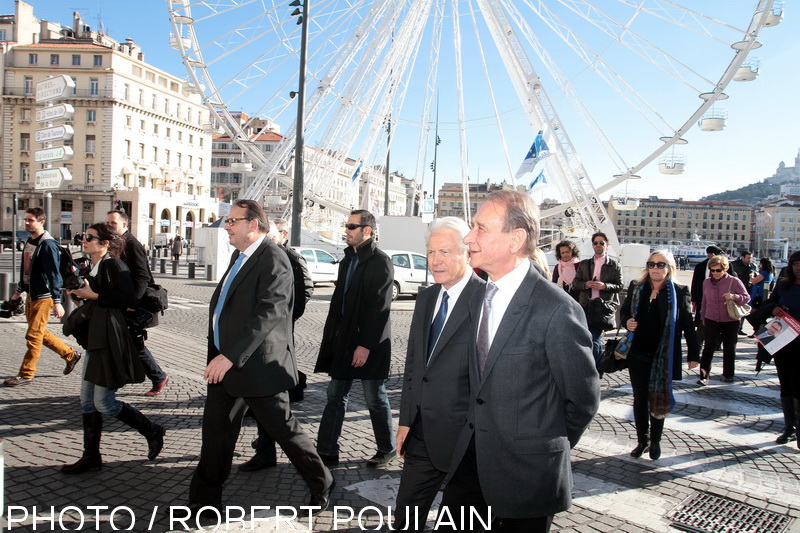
[620,250,698,460]
[698,254,750,384]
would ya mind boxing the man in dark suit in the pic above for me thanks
[691,245,723,351]
[188,200,333,514]
[440,191,600,532]
[394,217,484,530]
[106,210,169,396]
[238,218,315,472]
[314,209,396,468]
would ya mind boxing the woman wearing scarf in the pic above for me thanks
[552,240,581,301]
[620,250,698,460]
[698,255,750,384]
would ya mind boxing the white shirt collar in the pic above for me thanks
[239,235,267,263]
[489,258,529,296]
[438,269,473,305]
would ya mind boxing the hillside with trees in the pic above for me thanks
[701,181,780,205]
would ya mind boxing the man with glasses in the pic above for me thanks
[572,232,623,364]
[238,217,314,473]
[4,208,81,387]
[314,209,397,468]
[106,210,169,396]
[189,200,333,515]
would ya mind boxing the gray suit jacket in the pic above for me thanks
[207,239,298,398]
[399,273,484,471]
[450,262,600,518]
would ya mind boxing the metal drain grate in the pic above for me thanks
[668,492,792,533]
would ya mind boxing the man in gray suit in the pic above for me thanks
[440,191,600,532]
[394,217,484,530]
[188,200,333,517]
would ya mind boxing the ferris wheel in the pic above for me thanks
[166,0,783,245]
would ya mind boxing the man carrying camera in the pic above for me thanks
[106,210,169,396]
[3,208,81,387]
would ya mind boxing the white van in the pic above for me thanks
[384,249,428,300]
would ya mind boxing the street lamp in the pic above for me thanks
[290,0,309,247]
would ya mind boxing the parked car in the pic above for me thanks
[384,249,428,300]
[0,230,30,251]
[296,247,340,285]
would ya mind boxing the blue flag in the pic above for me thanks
[351,161,363,182]
[515,130,551,179]
[528,171,548,192]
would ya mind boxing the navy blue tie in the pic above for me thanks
[427,291,449,362]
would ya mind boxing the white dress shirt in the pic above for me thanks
[428,270,473,354]
[482,259,530,349]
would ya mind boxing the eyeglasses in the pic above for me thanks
[709,268,724,273]
[82,234,101,242]
[224,217,250,226]
[592,241,606,245]
[646,261,668,269]
[345,223,368,230]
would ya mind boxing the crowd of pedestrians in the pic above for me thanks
[2,196,798,532]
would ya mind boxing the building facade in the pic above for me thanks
[437,180,524,218]
[754,197,800,259]
[1,2,216,246]
[607,197,753,251]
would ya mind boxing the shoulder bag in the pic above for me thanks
[725,277,752,320]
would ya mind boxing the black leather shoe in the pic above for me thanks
[64,351,82,375]
[776,430,796,445]
[365,450,397,468]
[238,453,277,472]
[309,479,336,514]
[649,442,662,460]
[630,442,649,458]
[319,453,339,466]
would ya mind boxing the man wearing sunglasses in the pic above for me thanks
[315,209,396,468]
[572,232,623,364]
[4,208,81,387]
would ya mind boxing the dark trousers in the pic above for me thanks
[137,343,167,384]
[189,385,331,507]
[693,307,705,353]
[775,339,800,399]
[394,421,447,532]
[628,350,665,444]
[700,319,739,378]
[439,437,553,533]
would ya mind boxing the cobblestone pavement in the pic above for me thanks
[1,256,799,532]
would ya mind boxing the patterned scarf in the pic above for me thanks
[646,279,678,419]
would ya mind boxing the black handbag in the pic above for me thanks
[124,308,154,333]
[587,297,616,331]
[141,283,169,315]
[598,336,629,374]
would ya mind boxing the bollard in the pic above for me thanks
[188,262,196,279]
[60,289,75,325]
[160,258,167,274]
[172,260,179,276]
[206,264,214,281]
[150,256,157,272]
[0,273,8,301]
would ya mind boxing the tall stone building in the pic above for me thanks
[1,2,216,246]
[607,197,752,251]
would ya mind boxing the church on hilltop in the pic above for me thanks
[765,149,800,184]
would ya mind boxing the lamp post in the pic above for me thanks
[290,0,309,247]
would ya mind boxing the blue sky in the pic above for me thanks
[17,0,800,202]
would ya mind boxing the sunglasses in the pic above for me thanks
[709,268,724,273]
[592,241,606,245]
[82,234,101,242]
[224,217,250,226]
[646,261,667,269]
[345,223,368,230]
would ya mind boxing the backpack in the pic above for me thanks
[141,283,169,315]
[51,240,87,291]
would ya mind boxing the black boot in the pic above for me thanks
[776,396,797,445]
[630,439,649,458]
[115,403,165,460]
[649,418,664,460]
[62,412,103,474]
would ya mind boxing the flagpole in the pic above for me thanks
[431,94,440,217]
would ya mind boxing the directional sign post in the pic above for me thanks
[34,124,74,143]
[36,103,75,123]
[35,75,75,103]
[34,167,73,190]
[35,146,74,163]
